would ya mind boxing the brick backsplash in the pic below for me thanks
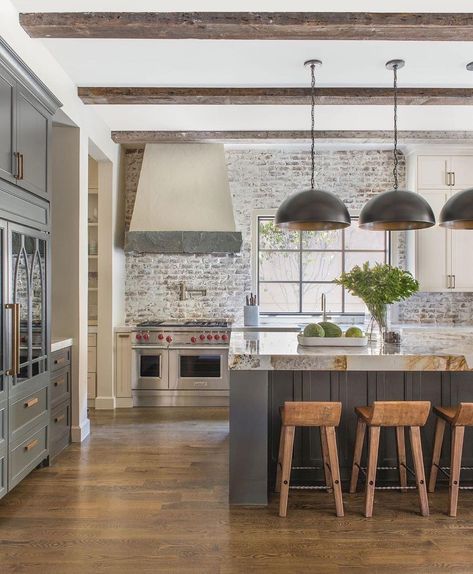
[124,146,473,325]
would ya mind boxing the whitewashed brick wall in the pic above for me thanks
[124,146,473,325]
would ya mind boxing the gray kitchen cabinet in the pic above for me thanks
[0,64,16,185]
[49,346,71,460]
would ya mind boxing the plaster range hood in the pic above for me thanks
[125,143,242,254]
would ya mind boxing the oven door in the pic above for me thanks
[169,347,228,391]
[132,347,169,390]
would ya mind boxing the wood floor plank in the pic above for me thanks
[0,407,473,573]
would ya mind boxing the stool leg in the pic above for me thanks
[320,426,333,493]
[428,417,446,493]
[409,426,429,517]
[364,425,380,518]
[325,426,344,517]
[449,425,465,518]
[350,418,366,494]
[279,425,295,518]
[396,426,408,492]
[275,423,285,493]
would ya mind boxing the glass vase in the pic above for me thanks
[366,304,389,343]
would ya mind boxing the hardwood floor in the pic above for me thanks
[1,408,473,573]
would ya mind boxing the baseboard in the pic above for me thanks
[116,397,133,408]
[71,418,91,443]
[94,396,116,410]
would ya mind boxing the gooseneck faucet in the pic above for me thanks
[321,293,327,322]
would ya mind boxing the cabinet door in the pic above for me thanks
[9,224,49,399]
[450,156,473,190]
[0,65,16,185]
[16,88,49,198]
[0,220,8,403]
[417,156,449,190]
[416,190,450,291]
[451,225,473,291]
[116,333,132,399]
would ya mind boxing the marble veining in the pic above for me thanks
[228,329,473,371]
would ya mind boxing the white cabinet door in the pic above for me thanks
[450,156,473,190]
[416,190,450,291]
[451,226,473,291]
[417,156,449,190]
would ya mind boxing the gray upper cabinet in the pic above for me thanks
[0,65,16,185]
[0,39,60,201]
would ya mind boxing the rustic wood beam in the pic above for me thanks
[111,130,473,145]
[19,12,473,41]
[78,87,473,106]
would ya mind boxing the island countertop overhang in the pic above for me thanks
[228,328,473,371]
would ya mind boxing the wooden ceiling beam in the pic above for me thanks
[111,130,473,144]
[19,12,473,41]
[78,87,473,106]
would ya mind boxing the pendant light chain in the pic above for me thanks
[310,62,316,191]
[392,64,399,191]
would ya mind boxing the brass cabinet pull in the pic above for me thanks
[24,397,39,409]
[54,414,65,423]
[446,171,450,186]
[118,333,130,338]
[5,303,20,376]
[452,274,456,289]
[18,153,24,180]
[452,171,456,187]
[14,152,20,179]
[447,275,451,288]
[24,439,39,452]
[54,378,65,387]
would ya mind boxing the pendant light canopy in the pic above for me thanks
[359,60,435,231]
[275,60,351,231]
[439,62,473,229]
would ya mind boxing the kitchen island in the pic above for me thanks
[228,328,473,505]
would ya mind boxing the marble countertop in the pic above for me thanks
[228,328,473,371]
[51,338,73,353]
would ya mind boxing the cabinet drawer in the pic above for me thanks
[10,425,48,488]
[88,333,97,347]
[87,373,96,398]
[88,345,97,373]
[50,401,70,459]
[50,368,70,407]
[10,386,48,438]
[51,348,70,372]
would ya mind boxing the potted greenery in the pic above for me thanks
[335,262,419,342]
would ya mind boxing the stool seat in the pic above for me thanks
[350,401,431,518]
[429,402,473,517]
[277,401,344,518]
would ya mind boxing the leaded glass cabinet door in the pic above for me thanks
[9,224,49,399]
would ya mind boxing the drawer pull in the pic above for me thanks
[54,414,65,423]
[193,381,208,388]
[54,378,65,387]
[24,397,39,408]
[24,439,39,452]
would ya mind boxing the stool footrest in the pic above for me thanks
[289,485,331,491]
[291,466,323,470]
[373,486,417,491]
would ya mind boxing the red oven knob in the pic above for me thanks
[199,334,206,341]
[191,336,197,343]
[143,332,150,341]
[166,335,173,343]
[158,333,164,340]
[214,334,220,340]
[222,334,228,341]
[136,333,142,341]
[207,334,213,340]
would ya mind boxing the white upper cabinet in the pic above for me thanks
[414,153,473,292]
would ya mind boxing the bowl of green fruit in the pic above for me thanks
[298,322,368,347]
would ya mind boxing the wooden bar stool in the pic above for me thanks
[350,401,431,517]
[429,403,473,517]
[276,401,344,518]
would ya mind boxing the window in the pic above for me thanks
[255,214,389,314]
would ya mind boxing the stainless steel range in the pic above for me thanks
[131,320,231,407]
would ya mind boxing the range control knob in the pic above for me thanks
[143,332,150,341]
[166,335,173,343]
[136,333,142,341]
[158,333,164,340]
[222,334,228,341]
[199,334,206,341]
[191,336,197,343]
[214,334,221,340]
[207,334,213,340]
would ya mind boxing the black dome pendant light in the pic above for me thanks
[439,62,473,229]
[275,60,351,231]
[359,60,435,231]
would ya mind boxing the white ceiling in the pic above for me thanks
[10,0,473,133]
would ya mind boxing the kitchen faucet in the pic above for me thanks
[321,293,327,322]
[179,282,207,301]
